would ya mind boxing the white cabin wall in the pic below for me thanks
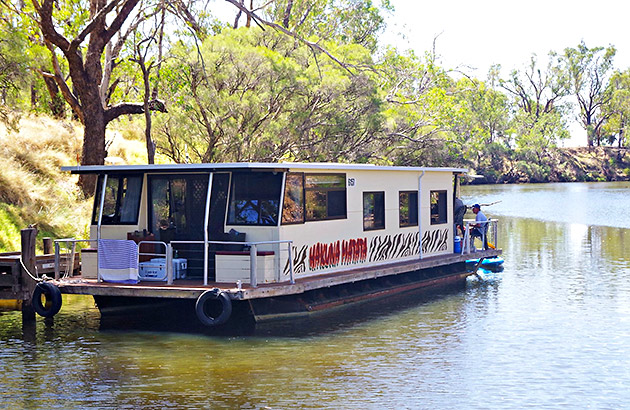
[419,171,453,256]
[278,168,447,280]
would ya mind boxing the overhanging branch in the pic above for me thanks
[224,0,354,76]
[105,100,167,123]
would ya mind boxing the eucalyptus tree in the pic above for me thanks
[156,28,383,164]
[562,41,616,146]
[27,0,174,193]
[601,69,630,147]
[448,69,511,175]
[252,0,392,52]
[375,47,458,166]
[500,53,570,160]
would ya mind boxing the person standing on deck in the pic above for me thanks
[454,197,466,236]
[470,204,488,250]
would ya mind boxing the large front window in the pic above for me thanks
[228,172,283,226]
[92,175,142,225]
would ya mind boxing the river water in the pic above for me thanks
[1,182,630,409]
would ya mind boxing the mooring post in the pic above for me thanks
[21,227,38,322]
[43,237,53,255]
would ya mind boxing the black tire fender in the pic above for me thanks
[195,288,232,326]
[31,281,62,318]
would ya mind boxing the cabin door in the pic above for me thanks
[147,174,209,279]
[148,174,209,242]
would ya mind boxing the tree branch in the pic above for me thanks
[224,0,354,75]
[105,99,166,123]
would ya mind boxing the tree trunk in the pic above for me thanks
[42,74,66,118]
[78,102,107,195]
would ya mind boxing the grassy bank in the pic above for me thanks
[0,115,145,252]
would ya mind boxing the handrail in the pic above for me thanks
[169,239,295,287]
[462,218,498,254]
[54,238,95,279]
[137,240,167,260]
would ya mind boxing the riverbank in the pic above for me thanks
[473,146,630,184]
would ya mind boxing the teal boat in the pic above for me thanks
[466,256,504,271]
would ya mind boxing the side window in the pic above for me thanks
[228,172,283,226]
[282,173,305,224]
[399,191,418,227]
[92,175,143,225]
[430,190,447,225]
[363,191,385,231]
[305,174,347,221]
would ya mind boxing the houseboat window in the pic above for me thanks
[399,191,418,227]
[228,172,283,226]
[430,190,447,225]
[92,175,142,225]
[282,173,305,224]
[148,175,209,242]
[305,174,347,221]
[363,191,385,231]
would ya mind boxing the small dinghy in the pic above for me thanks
[466,256,504,272]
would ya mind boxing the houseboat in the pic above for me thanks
[40,162,500,332]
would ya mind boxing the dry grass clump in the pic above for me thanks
[0,115,150,251]
[0,115,88,251]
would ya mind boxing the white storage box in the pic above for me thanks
[215,251,276,284]
[81,248,98,279]
[139,260,167,281]
[139,258,187,281]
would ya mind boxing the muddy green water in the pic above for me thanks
[2,182,630,409]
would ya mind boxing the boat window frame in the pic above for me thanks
[281,172,306,225]
[363,191,385,231]
[226,171,284,226]
[430,190,448,225]
[91,174,143,225]
[304,173,347,222]
[399,190,418,227]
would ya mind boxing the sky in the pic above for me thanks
[381,0,630,146]
[381,0,629,77]
[213,0,630,147]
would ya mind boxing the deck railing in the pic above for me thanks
[53,238,95,279]
[461,219,499,254]
[54,238,294,288]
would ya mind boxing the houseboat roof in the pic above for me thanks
[61,162,469,174]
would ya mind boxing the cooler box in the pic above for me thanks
[138,258,187,281]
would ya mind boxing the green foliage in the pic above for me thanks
[563,41,616,146]
[0,19,29,129]
[259,0,391,52]
[601,69,630,147]
[156,28,383,163]
[515,160,551,183]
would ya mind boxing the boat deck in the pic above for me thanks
[56,249,501,300]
